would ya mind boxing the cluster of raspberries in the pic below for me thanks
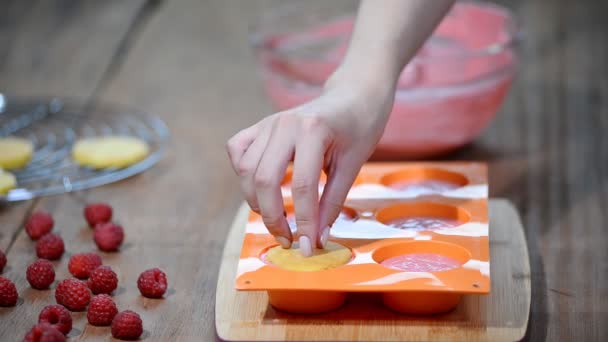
[25,203,124,261]
[0,203,169,341]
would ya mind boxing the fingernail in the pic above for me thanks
[320,227,330,248]
[276,236,291,249]
[299,236,312,257]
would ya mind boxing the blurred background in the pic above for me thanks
[0,0,606,341]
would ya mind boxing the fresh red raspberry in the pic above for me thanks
[25,211,55,240]
[36,234,65,260]
[0,276,18,306]
[27,259,56,290]
[84,203,113,228]
[87,266,118,294]
[68,252,102,279]
[0,249,6,273]
[38,304,72,335]
[111,310,143,340]
[24,322,66,342]
[55,279,91,311]
[87,294,118,326]
[93,223,124,252]
[137,268,167,298]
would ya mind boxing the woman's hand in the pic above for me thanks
[226,79,394,256]
[227,0,453,256]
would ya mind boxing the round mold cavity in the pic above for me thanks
[260,241,354,272]
[372,240,471,272]
[281,169,364,187]
[267,290,347,314]
[284,203,358,230]
[379,167,468,194]
[375,202,470,231]
[372,240,471,314]
[382,292,461,315]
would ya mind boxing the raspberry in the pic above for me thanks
[111,310,143,340]
[25,211,55,240]
[87,294,118,326]
[0,276,18,306]
[36,234,65,260]
[0,249,6,273]
[87,266,118,295]
[55,279,91,311]
[137,268,167,298]
[24,323,66,342]
[68,252,102,279]
[27,259,56,290]
[93,223,124,252]
[38,304,72,335]
[84,203,112,227]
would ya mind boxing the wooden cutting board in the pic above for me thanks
[215,199,530,342]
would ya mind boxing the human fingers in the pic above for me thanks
[236,124,272,213]
[292,117,332,254]
[253,117,296,248]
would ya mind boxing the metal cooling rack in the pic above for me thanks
[0,94,169,202]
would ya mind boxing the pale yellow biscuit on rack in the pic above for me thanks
[266,241,352,272]
[0,169,17,195]
[0,137,34,169]
[72,136,149,169]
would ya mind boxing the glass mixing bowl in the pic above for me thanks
[251,1,519,159]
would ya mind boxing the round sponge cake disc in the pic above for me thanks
[0,170,17,195]
[0,137,34,169]
[72,136,149,169]
[265,241,351,272]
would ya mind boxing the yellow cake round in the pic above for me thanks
[0,137,34,169]
[72,136,149,169]
[0,169,17,195]
[265,241,351,272]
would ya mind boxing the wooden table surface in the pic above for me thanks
[0,0,606,341]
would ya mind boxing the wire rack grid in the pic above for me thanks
[0,94,169,202]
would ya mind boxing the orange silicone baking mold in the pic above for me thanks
[236,162,489,315]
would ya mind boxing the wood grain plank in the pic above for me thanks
[0,0,149,253]
[2,0,258,340]
[0,0,148,97]
[10,1,341,340]
[459,1,608,341]
[0,0,152,339]
[69,1,270,339]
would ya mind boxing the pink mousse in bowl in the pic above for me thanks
[251,1,519,159]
